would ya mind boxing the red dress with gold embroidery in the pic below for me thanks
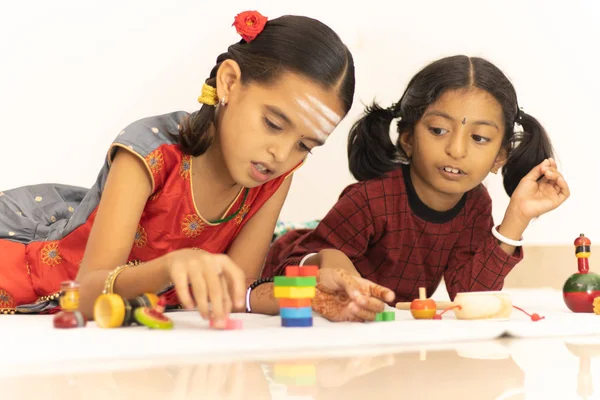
[0,111,294,314]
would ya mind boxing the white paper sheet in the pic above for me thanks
[1,288,598,378]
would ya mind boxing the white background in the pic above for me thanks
[0,0,598,244]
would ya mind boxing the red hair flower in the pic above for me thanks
[232,11,268,43]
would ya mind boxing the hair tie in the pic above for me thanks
[197,83,218,106]
[515,107,525,123]
[389,102,403,119]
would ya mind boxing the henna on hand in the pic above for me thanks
[312,269,395,322]
[312,286,361,322]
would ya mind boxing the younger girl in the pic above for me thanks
[0,11,392,326]
[263,55,570,307]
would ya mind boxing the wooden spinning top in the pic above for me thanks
[563,234,600,313]
[409,288,437,319]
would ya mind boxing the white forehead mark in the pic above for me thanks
[295,97,329,140]
[297,114,328,142]
[296,97,336,133]
[305,94,342,126]
[295,96,342,143]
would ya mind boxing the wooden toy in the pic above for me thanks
[279,298,312,308]
[134,305,174,330]
[209,317,243,330]
[375,311,396,321]
[53,281,87,329]
[563,234,600,313]
[274,276,317,287]
[282,317,313,327]
[93,292,159,328]
[397,291,519,320]
[409,287,437,319]
[275,266,318,328]
[274,286,316,299]
[594,297,600,315]
[285,265,319,277]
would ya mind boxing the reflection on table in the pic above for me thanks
[4,337,600,400]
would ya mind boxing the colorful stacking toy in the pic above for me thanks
[563,234,600,313]
[274,266,318,327]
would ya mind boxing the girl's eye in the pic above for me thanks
[264,117,282,131]
[299,142,312,153]
[472,134,491,143]
[429,127,449,136]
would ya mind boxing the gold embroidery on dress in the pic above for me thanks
[38,291,61,302]
[134,224,148,248]
[179,155,191,179]
[41,242,62,266]
[145,149,164,175]
[181,214,205,238]
[0,287,15,314]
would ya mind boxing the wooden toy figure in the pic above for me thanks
[563,234,600,313]
[53,281,87,328]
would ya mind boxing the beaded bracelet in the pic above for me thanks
[246,277,274,313]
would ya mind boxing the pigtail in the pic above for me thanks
[502,111,554,196]
[178,52,232,156]
[348,103,400,181]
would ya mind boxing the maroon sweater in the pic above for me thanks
[263,165,523,301]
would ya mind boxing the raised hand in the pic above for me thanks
[509,158,570,221]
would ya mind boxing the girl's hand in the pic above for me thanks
[313,268,395,322]
[508,158,570,222]
[165,249,246,328]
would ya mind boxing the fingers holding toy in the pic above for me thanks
[165,249,246,327]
